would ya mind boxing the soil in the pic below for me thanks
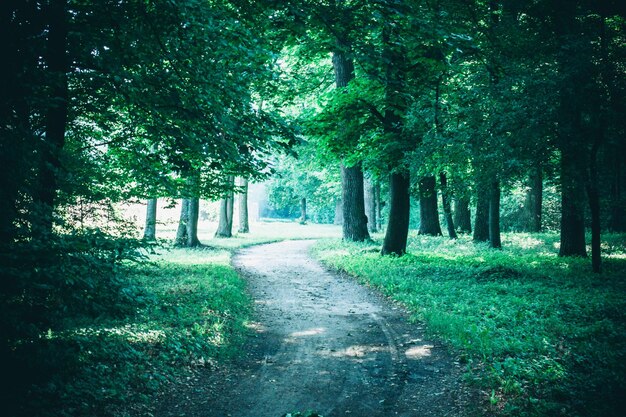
[156,240,475,417]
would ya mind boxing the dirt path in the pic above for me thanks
[157,240,473,417]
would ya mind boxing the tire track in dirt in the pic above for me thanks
[157,240,474,417]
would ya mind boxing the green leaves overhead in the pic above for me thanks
[62,0,295,200]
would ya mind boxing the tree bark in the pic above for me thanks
[453,197,472,234]
[187,198,201,247]
[382,172,411,255]
[342,163,370,241]
[299,198,307,224]
[489,180,502,249]
[559,146,587,257]
[143,198,157,241]
[418,175,442,236]
[473,188,490,242]
[215,176,235,238]
[35,0,69,238]
[333,39,370,242]
[175,199,190,246]
[375,183,383,231]
[439,172,457,239]
[524,166,543,232]
[237,178,249,233]
[364,178,378,233]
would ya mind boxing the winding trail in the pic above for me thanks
[158,240,473,417]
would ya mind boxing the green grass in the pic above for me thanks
[34,247,250,417]
[312,232,626,417]
[30,221,341,417]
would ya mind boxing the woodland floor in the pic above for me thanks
[156,240,476,417]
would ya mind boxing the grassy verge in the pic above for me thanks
[35,247,250,417]
[26,222,342,417]
[313,233,626,417]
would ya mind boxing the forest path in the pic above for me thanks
[157,240,473,417]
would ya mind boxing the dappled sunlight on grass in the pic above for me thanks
[313,232,626,417]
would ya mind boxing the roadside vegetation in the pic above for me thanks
[1,223,340,417]
[4,244,249,417]
[313,233,626,417]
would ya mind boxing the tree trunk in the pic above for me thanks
[489,180,502,249]
[299,198,307,224]
[341,163,371,241]
[418,175,442,236]
[473,189,490,242]
[334,199,343,225]
[143,198,157,241]
[364,178,378,233]
[382,172,411,255]
[453,197,472,234]
[559,147,587,257]
[439,172,457,239]
[35,0,69,238]
[587,166,601,273]
[187,198,201,247]
[215,198,232,237]
[237,178,249,233]
[333,39,370,242]
[215,176,235,238]
[175,199,190,246]
[375,183,383,231]
[524,166,543,232]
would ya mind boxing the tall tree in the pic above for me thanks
[440,172,457,239]
[215,176,235,238]
[418,176,443,236]
[175,199,190,246]
[453,197,472,234]
[364,178,378,233]
[237,178,250,233]
[143,198,157,241]
[35,0,69,238]
[333,37,370,242]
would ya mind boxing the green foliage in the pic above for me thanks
[313,233,626,417]
[2,246,251,417]
[266,153,340,223]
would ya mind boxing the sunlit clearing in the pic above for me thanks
[290,327,326,337]
[73,326,166,343]
[405,344,433,359]
[509,235,544,249]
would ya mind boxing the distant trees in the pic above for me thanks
[277,0,625,271]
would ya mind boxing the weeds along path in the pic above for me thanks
[158,240,473,417]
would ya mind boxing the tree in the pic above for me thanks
[332,27,370,242]
[175,199,190,246]
[215,176,235,238]
[238,178,250,233]
[440,172,457,239]
[143,198,157,241]
[418,176,443,236]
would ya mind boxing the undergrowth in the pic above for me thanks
[313,232,626,417]
[3,244,251,417]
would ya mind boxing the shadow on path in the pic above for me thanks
[157,240,475,417]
